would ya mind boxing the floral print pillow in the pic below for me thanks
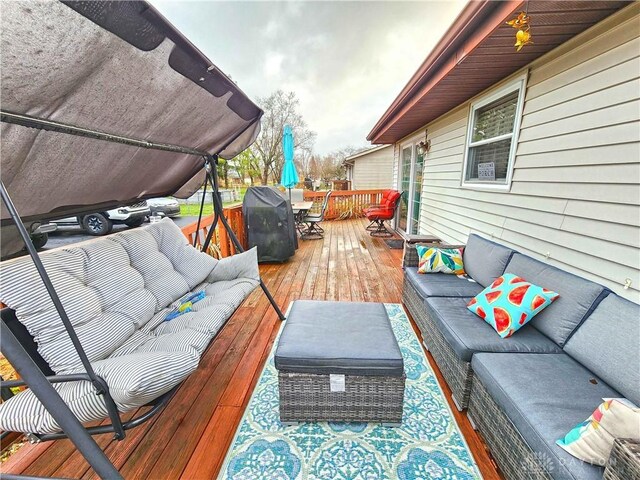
[416,246,465,275]
[557,398,640,466]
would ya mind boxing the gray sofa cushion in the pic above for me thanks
[504,253,607,347]
[564,294,640,406]
[426,297,563,362]
[472,353,620,480]
[275,300,403,376]
[462,234,514,287]
[405,267,483,298]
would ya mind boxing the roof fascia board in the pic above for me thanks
[385,2,638,148]
[344,144,391,162]
[367,0,489,139]
[393,64,527,147]
[368,0,522,143]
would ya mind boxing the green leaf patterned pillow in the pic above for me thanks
[416,246,465,275]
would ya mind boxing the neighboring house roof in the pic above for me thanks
[367,0,631,144]
[342,144,392,166]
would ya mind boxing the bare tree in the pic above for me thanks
[315,146,365,185]
[250,90,315,184]
[296,144,315,179]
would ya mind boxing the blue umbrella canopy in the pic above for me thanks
[281,124,299,190]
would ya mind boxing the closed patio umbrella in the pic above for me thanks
[280,124,299,201]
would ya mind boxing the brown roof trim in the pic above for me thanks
[367,0,522,143]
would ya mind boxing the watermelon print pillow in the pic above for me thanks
[557,398,640,466]
[416,246,465,275]
[467,273,559,338]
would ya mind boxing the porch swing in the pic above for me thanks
[0,2,284,478]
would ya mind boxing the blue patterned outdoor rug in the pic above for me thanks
[218,304,481,479]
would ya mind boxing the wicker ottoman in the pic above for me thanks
[275,300,405,425]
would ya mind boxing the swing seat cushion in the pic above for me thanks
[0,351,199,435]
[0,219,260,434]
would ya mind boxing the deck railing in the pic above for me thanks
[304,189,386,220]
[180,204,247,257]
[180,189,387,249]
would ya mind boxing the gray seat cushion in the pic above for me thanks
[564,294,640,405]
[505,253,607,347]
[275,300,403,376]
[462,234,515,287]
[405,267,483,298]
[426,297,563,362]
[472,353,620,480]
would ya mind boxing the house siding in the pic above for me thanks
[349,145,394,190]
[401,6,640,301]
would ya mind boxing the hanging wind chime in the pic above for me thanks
[506,6,533,52]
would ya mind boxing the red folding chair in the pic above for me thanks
[363,190,403,237]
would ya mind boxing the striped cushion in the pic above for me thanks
[0,239,150,373]
[206,247,259,284]
[0,222,260,434]
[0,351,198,434]
[111,227,192,310]
[146,219,219,289]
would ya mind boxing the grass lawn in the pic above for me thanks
[180,203,213,216]
[180,201,241,217]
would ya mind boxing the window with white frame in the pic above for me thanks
[462,77,526,188]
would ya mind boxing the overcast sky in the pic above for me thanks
[153,1,466,154]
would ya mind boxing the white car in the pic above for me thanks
[147,197,181,218]
[52,201,151,236]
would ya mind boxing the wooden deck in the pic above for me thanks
[2,218,500,479]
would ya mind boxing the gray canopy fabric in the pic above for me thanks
[0,0,262,225]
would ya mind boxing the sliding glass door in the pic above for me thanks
[397,146,412,232]
[396,142,423,235]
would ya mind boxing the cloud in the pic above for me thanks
[152,0,466,154]
[263,19,280,39]
[264,52,285,77]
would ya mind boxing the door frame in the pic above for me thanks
[395,133,424,234]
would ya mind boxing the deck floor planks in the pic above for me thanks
[144,232,308,479]
[140,305,273,479]
[113,305,266,480]
[82,406,159,480]
[52,411,139,478]
[2,218,500,480]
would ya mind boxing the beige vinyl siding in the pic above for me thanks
[392,143,400,190]
[406,5,640,302]
[350,145,394,190]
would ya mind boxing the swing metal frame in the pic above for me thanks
[0,111,285,479]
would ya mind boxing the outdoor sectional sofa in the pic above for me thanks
[0,218,260,436]
[403,234,640,480]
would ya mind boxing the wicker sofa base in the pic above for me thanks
[468,375,554,480]
[278,372,405,424]
[605,438,640,480]
[402,278,473,410]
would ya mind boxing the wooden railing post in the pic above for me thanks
[299,189,386,220]
[180,205,246,258]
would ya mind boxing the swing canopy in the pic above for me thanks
[0,0,262,226]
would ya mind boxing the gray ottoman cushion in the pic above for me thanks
[472,353,619,480]
[405,267,483,298]
[564,294,640,405]
[275,301,403,376]
[505,253,607,347]
[462,234,514,287]
[426,297,563,362]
